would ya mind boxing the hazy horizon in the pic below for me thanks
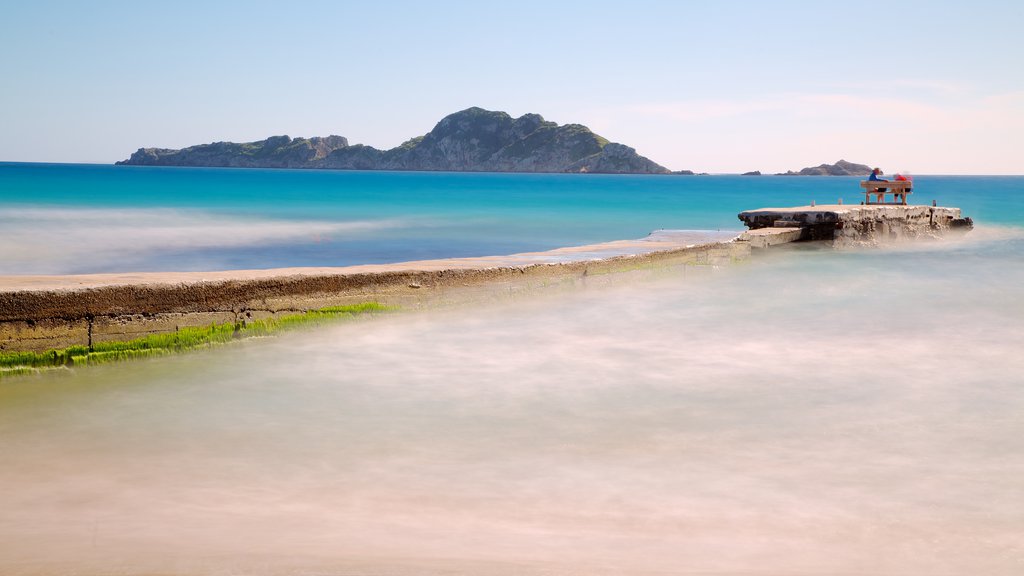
[4,157,1022,177]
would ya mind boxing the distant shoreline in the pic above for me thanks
[3,161,1017,177]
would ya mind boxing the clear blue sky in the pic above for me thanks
[2,0,1022,173]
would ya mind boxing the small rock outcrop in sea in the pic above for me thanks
[117,107,670,174]
[777,159,872,176]
[742,170,761,176]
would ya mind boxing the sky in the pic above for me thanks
[1,0,1022,174]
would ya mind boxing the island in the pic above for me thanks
[117,107,670,174]
[777,159,873,176]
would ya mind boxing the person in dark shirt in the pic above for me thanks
[868,167,888,202]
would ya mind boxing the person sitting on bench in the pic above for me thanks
[894,173,912,203]
[869,167,888,202]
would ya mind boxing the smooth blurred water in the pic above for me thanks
[1,164,1023,575]
[2,162,1022,273]
[1,231,1023,575]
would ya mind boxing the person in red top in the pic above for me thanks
[894,173,913,203]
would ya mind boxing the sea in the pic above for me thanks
[1,162,1023,575]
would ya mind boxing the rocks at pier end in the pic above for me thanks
[737,204,972,246]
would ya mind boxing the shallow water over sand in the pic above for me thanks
[2,231,1023,575]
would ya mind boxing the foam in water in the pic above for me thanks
[0,206,403,274]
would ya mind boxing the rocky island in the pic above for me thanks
[777,159,872,176]
[117,107,670,174]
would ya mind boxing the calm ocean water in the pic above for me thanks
[2,162,1022,273]
[2,163,1023,575]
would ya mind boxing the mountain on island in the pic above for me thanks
[778,159,873,176]
[116,107,670,174]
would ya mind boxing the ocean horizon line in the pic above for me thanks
[2,160,1022,178]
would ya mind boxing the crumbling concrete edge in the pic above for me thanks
[1,240,751,353]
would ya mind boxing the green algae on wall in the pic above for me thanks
[0,302,394,378]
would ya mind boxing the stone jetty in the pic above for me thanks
[738,203,972,247]
[0,204,973,354]
[0,232,745,353]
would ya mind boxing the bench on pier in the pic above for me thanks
[860,180,912,205]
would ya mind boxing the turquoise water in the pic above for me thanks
[2,163,1024,574]
[2,162,1022,273]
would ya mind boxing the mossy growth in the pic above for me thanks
[0,302,395,378]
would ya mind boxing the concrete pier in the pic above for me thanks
[0,202,974,354]
[738,204,972,247]
[0,232,747,353]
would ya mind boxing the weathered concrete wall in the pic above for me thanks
[0,241,750,353]
[0,318,89,352]
[91,312,237,346]
[739,227,806,248]
[737,205,971,247]
[832,206,970,246]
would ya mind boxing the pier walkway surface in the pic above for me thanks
[0,204,971,353]
[0,230,740,293]
[0,230,746,353]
